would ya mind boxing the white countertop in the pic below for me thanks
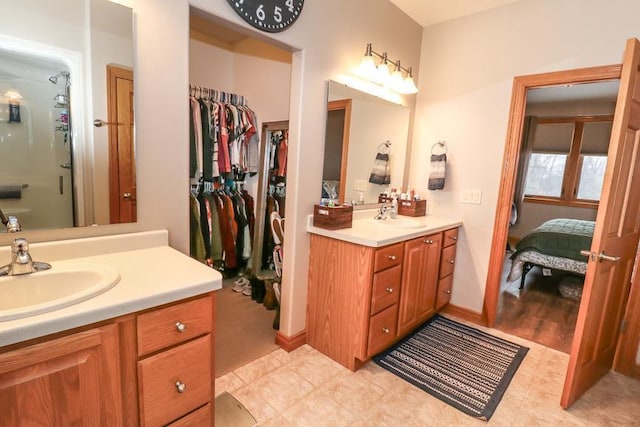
[307,209,462,247]
[0,230,222,347]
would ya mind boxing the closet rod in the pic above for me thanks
[188,84,248,106]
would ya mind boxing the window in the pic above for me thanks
[523,116,612,207]
[577,155,607,200]
[524,153,567,198]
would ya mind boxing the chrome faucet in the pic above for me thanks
[0,238,51,276]
[374,201,398,220]
[0,207,21,233]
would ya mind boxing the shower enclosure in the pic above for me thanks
[0,49,74,229]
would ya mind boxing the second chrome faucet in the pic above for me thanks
[0,238,51,276]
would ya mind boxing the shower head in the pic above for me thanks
[48,71,70,85]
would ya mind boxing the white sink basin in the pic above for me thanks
[0,261,120,321]
[368,217,423,229]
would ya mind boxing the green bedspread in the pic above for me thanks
[512,218,595,262]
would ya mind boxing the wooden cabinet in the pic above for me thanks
[307,227,459,371]
[0,293,216,427]
[0,324,123,426]
[137,295,214,427]
[397,232,443,337]
[436,227,458,310]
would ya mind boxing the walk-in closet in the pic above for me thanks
[188,9,292,376]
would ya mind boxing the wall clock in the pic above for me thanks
[226,0,304,33]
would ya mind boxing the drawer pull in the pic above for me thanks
[382,327,390,334]
[175,381,187,393]
[444,289,451,294]
[448,260,455,264]
[385,287,394,293]
[175,322,187,333]
[450,236,457,241]
[423,239,433,244]
[388,255,396,260]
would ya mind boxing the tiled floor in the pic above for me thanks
[215,320,640,426]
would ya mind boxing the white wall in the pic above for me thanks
[409,0,640,313]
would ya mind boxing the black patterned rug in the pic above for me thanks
[373,315,528,421]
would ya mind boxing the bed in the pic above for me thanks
[507,218,594,289]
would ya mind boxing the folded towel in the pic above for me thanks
[428,153,446,190]
[0,185,22,199]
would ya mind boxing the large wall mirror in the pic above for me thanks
[0,0,134,231]
[323,80,410,205]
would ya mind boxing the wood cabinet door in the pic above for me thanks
[398,233,443,336]
[0,324,122,426]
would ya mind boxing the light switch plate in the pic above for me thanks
[461,189,482,205]
[354,179,367,192]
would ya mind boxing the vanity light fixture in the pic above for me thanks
[357,43,419,95]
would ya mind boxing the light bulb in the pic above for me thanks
[375,62,390,85]
[357,55,377,79]
[400,75,418,94]
[387,61,405,91]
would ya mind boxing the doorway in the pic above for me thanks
[107,65,135,224]
[494,91,616,353]
[484,42,640,407]
[483,64,622,327]
[188,9,293,377]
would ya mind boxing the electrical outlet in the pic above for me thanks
[354,179,367,192]
[461,189,482,205]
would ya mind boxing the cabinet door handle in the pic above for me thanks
[450,236,457,241]
[444,289,451,294]
[175,381,187,393]
[448,260,455,264]
[424,239,433,244]
[382,327,390,334]
[385,287,394,294]
[388,255,396,260]
[175,321,187,333]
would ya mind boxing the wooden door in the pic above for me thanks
[0,325,122,426]
[614,244,640,378]
[398,233,442,336]
[108,65,136,223]
[561,38,640,408]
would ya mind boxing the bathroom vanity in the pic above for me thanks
[306,212,461,371]
[0,231,221,426]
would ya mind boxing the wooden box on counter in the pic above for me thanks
[397,199,426,217]
[313,204,353,230]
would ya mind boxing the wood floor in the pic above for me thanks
[494,256,581,354]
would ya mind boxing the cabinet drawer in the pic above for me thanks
[138,296,212,356]
[439,244,457,279]
[371,265,401,315]
[166,403,211,426]
[367,305,398,357]
[374,242,404,272]
[443,227,459,248]
[435,275,453,310]
[138,335,211,427]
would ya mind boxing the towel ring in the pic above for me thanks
[431,139,448,155]
[377,140,392,153]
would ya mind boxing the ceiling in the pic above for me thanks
[389,0,521,27]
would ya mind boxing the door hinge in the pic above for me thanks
[620,318,628,334]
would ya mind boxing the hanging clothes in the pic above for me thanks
[188,86,259,275]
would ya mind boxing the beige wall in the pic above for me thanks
[0,0,422,340]
[409,0,640,313]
